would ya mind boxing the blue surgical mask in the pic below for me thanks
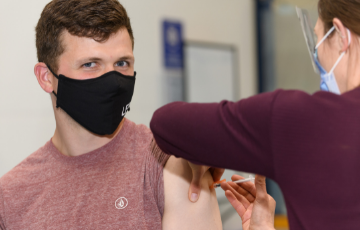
[314,26,351,94]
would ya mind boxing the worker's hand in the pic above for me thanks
[187,161,224,202]
[221,174,276,230]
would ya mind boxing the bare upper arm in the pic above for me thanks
[162,156,222,230]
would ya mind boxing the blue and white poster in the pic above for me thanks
[163,20,183,69]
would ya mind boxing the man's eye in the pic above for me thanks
[116,61,128,67]
[83,62,96,68]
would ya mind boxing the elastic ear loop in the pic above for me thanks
[329,29,351,75]
[315,26,335,50]
[315,27,351,75]
[46,65,59,97]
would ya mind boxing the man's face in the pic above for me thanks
[54,27,134,85]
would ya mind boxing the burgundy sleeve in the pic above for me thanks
[150,90,282,179]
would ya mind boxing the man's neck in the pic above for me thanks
[52,118,125,157]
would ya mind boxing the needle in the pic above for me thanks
[211,176,254,189]
[232,177,254,184]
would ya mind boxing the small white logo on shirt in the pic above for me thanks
[115,197,128,209]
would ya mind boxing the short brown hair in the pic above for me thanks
[36,0,134,73]
[318,0,360,37]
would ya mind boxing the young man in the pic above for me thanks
[0,0,222,229]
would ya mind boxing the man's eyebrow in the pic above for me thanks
[117,55,134,61]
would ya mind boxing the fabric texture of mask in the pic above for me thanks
[314,26,351,94]
[48,67,136,135]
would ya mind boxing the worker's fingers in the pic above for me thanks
[231,174,257,198]
[268,195,276,217]
[254,175,269,204]
[224,181,255,203]
[210,168,225,183]
[221,182,251,208]
[188,162,209,202]
[231,174,245,181]
[268,194,276,227]
[188,171,203,203]
[225,190,247,219]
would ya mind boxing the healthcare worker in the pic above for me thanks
[150,0,360,229]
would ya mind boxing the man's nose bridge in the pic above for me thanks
[104,65,116,73]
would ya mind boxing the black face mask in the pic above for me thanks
[48,67,136,135]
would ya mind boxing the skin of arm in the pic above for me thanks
[162,156,222,230]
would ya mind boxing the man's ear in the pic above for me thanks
[34,63,55,93]
[333,18,350,53]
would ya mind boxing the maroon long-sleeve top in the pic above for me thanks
[150,88,360,230]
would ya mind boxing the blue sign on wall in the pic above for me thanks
[163,20,183,69]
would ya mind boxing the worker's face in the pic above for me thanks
[314,19,349,93]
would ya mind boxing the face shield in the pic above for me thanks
[295,6,319,74]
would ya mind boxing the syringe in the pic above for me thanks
[210,175,255,189]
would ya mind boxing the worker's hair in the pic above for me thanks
[35,0,134,73]
[318,0,360,36]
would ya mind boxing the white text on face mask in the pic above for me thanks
[122,103,130,116]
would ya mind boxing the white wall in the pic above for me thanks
[0,0,257,180]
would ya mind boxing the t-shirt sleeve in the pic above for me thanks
[145,139,170,218]
[150,90,282,179]
[0,184,6,230]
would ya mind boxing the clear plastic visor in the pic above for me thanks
[296,6,319,74]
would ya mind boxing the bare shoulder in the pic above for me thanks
[162,156,222,230]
